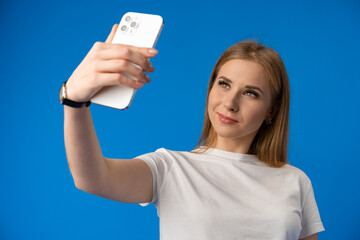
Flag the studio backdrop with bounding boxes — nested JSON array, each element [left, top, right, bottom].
[[0, 0, 359, 239]]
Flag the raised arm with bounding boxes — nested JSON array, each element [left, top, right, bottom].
[[63, 24, 156, 203]]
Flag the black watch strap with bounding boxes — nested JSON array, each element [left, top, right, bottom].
[[60, 81, 91, 108], [62, 98, 91, 108]]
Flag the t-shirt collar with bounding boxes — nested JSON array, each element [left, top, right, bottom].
[[197, 146, 260, 162]]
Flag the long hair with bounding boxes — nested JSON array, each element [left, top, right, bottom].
[[193, 40, 290, 168]]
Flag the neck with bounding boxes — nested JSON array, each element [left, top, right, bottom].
[[212, 132, 257, 154]]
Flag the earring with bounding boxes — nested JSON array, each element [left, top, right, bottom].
[[265, 119, 272, 125]]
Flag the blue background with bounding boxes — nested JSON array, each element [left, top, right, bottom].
[[1, 0, 359, 239]]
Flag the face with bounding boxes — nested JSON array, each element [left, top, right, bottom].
[[208, 59, 274, 149]]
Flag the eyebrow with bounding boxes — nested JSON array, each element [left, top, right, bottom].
[[217, 76, 264, 95]]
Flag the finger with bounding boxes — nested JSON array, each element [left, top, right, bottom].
[[107, 43, 158, 58], [100, 43, 158, 59], [129, 45, 158, 58], [98, 72, 145, 89], [96, 59, 150, 83], [100, 46, 156, 73], [105, 24, 118, 43]]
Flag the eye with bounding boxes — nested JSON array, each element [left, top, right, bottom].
[[243, 90, 259, 98], [218, 80, 230, 89]]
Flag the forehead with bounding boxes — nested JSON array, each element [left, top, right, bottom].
[[217, 59, 268, 88]]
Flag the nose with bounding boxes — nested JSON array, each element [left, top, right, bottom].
[[223, 93, 239, 112]]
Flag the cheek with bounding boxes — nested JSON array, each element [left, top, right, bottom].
[[243, 103, 269, 125], [207, 90, 219, 122], [207, 89, 217, 112]]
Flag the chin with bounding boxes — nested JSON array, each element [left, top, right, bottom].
[[213, 126, 243, 139], [213, 124, 259, 142]]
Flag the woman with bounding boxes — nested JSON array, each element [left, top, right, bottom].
[[62, 24, 325, 240]]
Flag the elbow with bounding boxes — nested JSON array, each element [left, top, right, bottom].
[[73, 178, 105, 196], [73, 179, 87, 192], [74, 180, 85, 191], [73, 179, 97, 195]]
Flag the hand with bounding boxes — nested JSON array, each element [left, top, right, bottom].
[[65, 24, 158, 102]]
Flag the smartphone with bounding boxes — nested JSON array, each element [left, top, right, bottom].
[[91, 12, 164, 110]]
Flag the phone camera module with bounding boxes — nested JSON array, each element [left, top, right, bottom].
[[130, 21, 137, 28], [125, 16, 131, 22], [120, 25, 127, 31]]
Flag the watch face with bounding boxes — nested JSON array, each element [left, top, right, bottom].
[[59, 83, 65, 103]]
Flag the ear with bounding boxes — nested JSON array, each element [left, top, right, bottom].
[[265, 100, 280, 120]]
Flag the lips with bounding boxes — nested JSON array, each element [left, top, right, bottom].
[[217, 112, 238, 124]]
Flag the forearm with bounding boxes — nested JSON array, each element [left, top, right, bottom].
[[62, 25, 156, 194], [64, 105, 107, 193]]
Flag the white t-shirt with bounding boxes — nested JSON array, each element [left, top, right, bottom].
[[135, 147, 325, 240]]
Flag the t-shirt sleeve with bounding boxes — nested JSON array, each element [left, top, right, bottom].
[[299, 179, 325, 239], [134, 148, 173, 207]]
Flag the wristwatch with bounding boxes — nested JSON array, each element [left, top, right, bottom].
[[59, 81, 91, 108]]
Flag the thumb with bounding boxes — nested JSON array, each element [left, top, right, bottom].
[[105, 24, 118, 43]]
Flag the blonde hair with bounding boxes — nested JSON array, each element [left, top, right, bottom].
[[193, 40, 290, 168]]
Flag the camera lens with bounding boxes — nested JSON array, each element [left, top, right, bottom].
[[125, 16, 131, 22], [120, 25, 127, 31], [130, 21, 137, 28]]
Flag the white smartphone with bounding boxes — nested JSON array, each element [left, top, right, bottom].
[[91, 12, 164, 110]]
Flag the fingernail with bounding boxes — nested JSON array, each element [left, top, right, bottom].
[[149, 63, 155, 72], [148, 48, 158, 55], [145, 75, 151, 82], [135, 81, 144, 88]]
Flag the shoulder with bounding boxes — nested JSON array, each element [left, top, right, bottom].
[[135, 147, 190, 166], [134, 148, 175, 170], [136, 147, 171, 160], [152, 148, 200, 164], [282, 164, 311, 181], [137, 147, 210, 168], [281, 163, 313, 193], [151, 147, 199, 159]]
